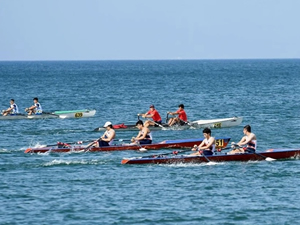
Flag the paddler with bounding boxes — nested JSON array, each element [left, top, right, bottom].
[[191, 127, 215, 156], [131, 120, 152, 144], [1, 99, 19, 116], [228, 125, 257, 154], [167, 104, 188, 126], [90, 121, 116, 147], [139, 104, 162, 127], [25, 97, 43, 115]]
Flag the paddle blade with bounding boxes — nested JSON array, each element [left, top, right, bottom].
[[265, 157, 276, 161], [139, 148, 147, 152]]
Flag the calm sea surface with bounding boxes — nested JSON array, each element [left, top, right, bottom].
[[0, 60, 300, 224]]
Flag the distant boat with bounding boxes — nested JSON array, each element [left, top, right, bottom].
[[0, 109, 96, 120], [94, 116, 243, 132]]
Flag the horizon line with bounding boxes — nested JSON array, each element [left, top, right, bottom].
[[0, 57, 299, 62]]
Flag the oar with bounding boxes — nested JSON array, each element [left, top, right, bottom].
[[191, 145, 212, 162], [200, 151, 211, 162], [141, 148, 193, 158], [129, 136, 148, 152], [83, 139, 99, 153], [137, 143, 147, 152], [254, 152, 276, 161], [141, 144, 231, 159], [116, 139, 132, 142], [45, 140, 95, 147]]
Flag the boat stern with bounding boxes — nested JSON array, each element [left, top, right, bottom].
[[121, 158, 130, 164], [24, 148, 32, 153]]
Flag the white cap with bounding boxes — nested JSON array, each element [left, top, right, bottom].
[[103, 121, 112, 128]]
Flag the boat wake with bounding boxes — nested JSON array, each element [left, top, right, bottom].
[[162, 161, 225, 167], [42, 159, 105, 167], [0, 148, 10, 153]]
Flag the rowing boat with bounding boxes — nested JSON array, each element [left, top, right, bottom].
[[121, 148, 300, 164], [0, 109, 96, 120], [94, 116, 243, 131], [192, 117, 243, 128], [52, 109, 96, 118], [24, 137, 231, 154]]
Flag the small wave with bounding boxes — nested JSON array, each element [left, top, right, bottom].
[[162, 161, 225, 167], [0, 148, 10, 153], [42, 159, 105, 167], [37, 151, 50, 156], [0, 148, 25, 153], [246, 160, 261, 164]]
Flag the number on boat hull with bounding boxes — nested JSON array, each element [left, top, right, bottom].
[[75, 112, 83, 118], [215, 139, 224, 147], [213, 122, 222, 128]]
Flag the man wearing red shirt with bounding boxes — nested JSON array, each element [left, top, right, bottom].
[[140, 105, 162, 127], [167, 104, 188, 126]]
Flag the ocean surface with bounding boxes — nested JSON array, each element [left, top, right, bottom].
[[0, 59, 300, 224]]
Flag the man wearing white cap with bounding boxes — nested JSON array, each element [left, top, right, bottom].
[[94, 121, 116, 147]]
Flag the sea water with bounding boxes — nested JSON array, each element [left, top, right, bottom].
[[0, 59, 300, 224]]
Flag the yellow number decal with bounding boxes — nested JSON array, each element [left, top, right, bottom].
[[213, 122, 221, 128], [215, 139, 224, 147], [75, 112, 83, 118]]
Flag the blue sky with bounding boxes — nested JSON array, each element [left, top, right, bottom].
[[0, 0, 299, 60]]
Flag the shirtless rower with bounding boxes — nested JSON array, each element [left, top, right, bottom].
[[228, 125, 257, 154]]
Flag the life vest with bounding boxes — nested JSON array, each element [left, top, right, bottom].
[[112, 123, 128, 129]]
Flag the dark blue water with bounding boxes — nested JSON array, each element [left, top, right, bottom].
[[1, 60, 300, 224]]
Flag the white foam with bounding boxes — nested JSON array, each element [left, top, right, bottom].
[[162, 161, 225, 167], [43, 159, 103, 167]]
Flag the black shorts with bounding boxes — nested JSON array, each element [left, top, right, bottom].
[[244, 147, 255, 153], [179, 120, 186, 126], [203, 150, 213, 156], [154, 120, 162, 127], [98, 140, 110, 147], [139, 139, 152, 144]]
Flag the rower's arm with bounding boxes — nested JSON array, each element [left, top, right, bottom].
[[198, 137, 215, 150], [135, 128, 148, 140], [197, 141, 205, 149], [168, 111, 178, 116], [237, 136, 248, 146], [4, 107, 13, 112], [133, 131, 142, 141], [28, 105, 37, 110], [143, 113, 152, 118]]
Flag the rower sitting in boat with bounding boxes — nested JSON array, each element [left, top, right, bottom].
[[89, 121, 116, 147], [191, 127, 215, 156], [228, 125, 257, 154], [139, 104, 162, 127], [131, 120, 152, 144], [1, 99, 19, 116], [25, 97, 43, 115], [167, 104, 188, 126]]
